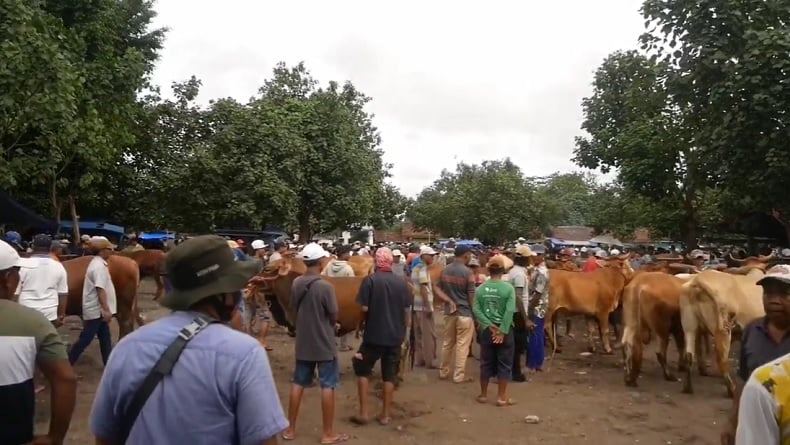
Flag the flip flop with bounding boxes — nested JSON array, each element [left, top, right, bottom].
[[377, 416, 391, 426], [349, 415, 369, 425], [476, 395, 487, 404], [496, 398, 516, 407], [321, 432, 350, 444], [281, 431, 295, 441], [453, 377, 475, 384]]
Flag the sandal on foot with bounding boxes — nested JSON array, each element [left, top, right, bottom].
[[349, 415, 369, 425], [496, 398, 516, 406], [321, 433, 350, 444], [377, 416, 391, 426], [281, 431, 295, 441], [476, 395, 487, 404]]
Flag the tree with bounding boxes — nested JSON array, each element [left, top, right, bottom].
[[408, 159, 546, 244], [573, 50, 717, 248], [531, 172, 599, 227]]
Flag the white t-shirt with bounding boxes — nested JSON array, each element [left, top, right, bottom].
[[14, 255, 68, 321], [82, 256, 117, 320]]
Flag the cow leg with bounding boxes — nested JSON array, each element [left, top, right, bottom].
[[546, 309, 563, 354], [680, 316, 698, 394], [596, 312, 613, 354], [713, 328, 735, 398], [153, 274, 164, 301], [564, 318, 573, 339], [622, 326, 642, 387], [697, 333, 711, 376], [656, 334, 677, 382], [585, 317, 597, 353], [670, 315, 687, 373]]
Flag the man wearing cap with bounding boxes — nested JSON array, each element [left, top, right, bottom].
[[77, 234, 91, 256], [4, 231, 24, 252], [321, 244, 355, 352], [716, 264, 790, 444], [583, 249, 607, 272], [251, 239, 268, 261], [438, 245, 475, 383], [90, 235, 287, 444], [411, 245, 455, 369], [527, 244, 549, 372], [14, 235, 69, 329], [508, 245, 536, 382], [0, 240, 77, 445], [68, 236, 118, 366], [282, 243, 348, 443], [122, 235, 144, 253], [269, 240, 287, 263]]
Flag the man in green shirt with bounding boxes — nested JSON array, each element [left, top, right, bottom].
[[472, 254, 517, 407]]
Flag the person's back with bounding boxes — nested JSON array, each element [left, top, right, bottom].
[[582, 257, 599, 272], [440, 261, 473, 317], [90, 311, 286, 443], [323, 260, 354, 278], [291, 275, 337, 362], [15, 255, 67, 323], [361, 272, 412, 346]]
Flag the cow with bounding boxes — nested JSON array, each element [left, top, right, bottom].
[[679, 265, 769, 397], [546, 255, 634, 354], [62, 255, 143, 340], [621, 272, 689, 386], [120, 249, 167, 301]]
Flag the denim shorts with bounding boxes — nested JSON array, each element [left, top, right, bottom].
[[293, 358, 340, 389]]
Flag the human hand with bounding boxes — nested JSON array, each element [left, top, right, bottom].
[[448, 301, 457, 314], [525, 319, 536, 333], [492, 333, 505, 344], [101, 309, 112, 323], [334, 322, 341, 333]]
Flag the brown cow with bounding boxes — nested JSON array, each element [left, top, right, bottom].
[[62, 255, 142, 339], [621, 272, 687, 386], [546, 256, 633, 354], [120, 249, 166, 301]]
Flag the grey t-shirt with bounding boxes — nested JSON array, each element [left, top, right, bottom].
[[439, 261, 475, 317], [291, 276, 338, 362]]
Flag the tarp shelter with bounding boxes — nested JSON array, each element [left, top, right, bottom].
[[548, 237, 594, 248], [59, 221, 125, 240], [139, 231, 176, 242], [0, 192, 56, 231], [456, 239, 483, 247], [589, 234, 624, 247]]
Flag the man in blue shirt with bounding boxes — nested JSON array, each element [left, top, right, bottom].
[[89, 235, 287, 444]]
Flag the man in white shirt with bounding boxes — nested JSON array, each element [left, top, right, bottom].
[[14, 234, 68, 327], [67, 236, 117, 366]]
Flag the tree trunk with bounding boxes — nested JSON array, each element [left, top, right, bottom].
[[51, 181, 63, 233], [68, 195, 80, 243], [682, 193, 699, 251], [299, 220, 312, 244]]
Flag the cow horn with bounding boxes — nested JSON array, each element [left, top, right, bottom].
[[758, 251, 777, 262], [728, 253, 746, 264]]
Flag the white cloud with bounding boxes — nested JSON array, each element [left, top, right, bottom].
[[150, 0, 644, 196]]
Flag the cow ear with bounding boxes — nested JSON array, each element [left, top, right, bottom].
[[279, 259, 292, 276]]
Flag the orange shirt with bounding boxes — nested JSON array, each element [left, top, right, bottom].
[[582, 257, 599, 273]]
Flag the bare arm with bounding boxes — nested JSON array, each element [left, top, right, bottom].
[[97, 287, 110, 313], [39, 359, 77, 443]]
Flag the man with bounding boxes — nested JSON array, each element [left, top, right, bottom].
[[282, 243, 348, 444], [77, 234, 91, 256], [90, 235, 287, 444], [322, 244, 355, 352], [0, 240, 77, 445], [68, 236, 117, 366], [527, 244, 550, 372], [508, 245, 535, 382], [122, 235, 144, 253], [405, 244, 420, 275], [15, 234, 68, 328], [351, 247, 412, 425], [719, 264, 790, 444], [4, 231, 24, 252], [438, 245, 474, 383], [251, 239, 268, 261], [269, 240, 287, 263], [583, 249, 607, 272], [391, 249, 405, 277], [473, 254, 517, 406], [411, 245, 454, 369]]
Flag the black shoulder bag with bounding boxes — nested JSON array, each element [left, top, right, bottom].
[[116, 314, 218, 443], [294, 278, 319, 314]]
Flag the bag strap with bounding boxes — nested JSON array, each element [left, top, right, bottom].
[[295, 278, 319, 314], [117, 314, 218, 443]]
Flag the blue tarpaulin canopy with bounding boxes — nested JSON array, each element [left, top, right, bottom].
[[139, 231, 176, 241], [456, 239, 483, 247], [548, 237, 594, 247], [59, 221, 125, 239]]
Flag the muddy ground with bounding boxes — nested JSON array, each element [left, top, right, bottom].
[[37, 279, 732, 445]]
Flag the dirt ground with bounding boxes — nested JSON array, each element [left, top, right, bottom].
[[37, 279, 733, 445]]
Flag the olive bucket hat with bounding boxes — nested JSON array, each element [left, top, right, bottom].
[[159, 235, 262, 311]]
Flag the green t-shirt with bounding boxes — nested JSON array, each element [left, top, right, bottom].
[[472, 279, 516, 334]]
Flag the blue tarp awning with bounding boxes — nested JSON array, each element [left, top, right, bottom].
[[59, 221, 125, 237], [456, 239, 483, 247], [139, 231, 176, 241], [548, 237, 594, 247], [0, 192, 57, 231]]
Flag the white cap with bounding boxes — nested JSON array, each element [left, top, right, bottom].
[[595, 250, 608, 258], [610, 249, 621, 256], [0, 240, 22, 270], [517, 237, 526, 242], [580, 247, 588, 253], [420, 245, 438, 256], [251, 239, 267, 250], [299, 243, 329, 261], [392, 249, 403, 257]]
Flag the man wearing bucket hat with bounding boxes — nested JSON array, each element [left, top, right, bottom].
[[90, 235, 287, 444], [722, 264, 790, 444]]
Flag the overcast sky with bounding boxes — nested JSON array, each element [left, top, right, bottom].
[[150, 0, 645, 197]]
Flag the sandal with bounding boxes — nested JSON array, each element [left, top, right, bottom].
[[377, 416, 391, 426], [349, 415, 369, 425], [321, 432, 350, 444], [476, 395, 487, 404], [281, 431, 295, 441], [496, 398, 516, 407]]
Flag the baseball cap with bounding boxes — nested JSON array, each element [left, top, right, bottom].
[[454, 245, 473, 256], [89, 236, 116, 250], [689, 249, 705, 259], [420, 245, 438, 256], [515, 245, 536, 257], [595, 249, 608, 258], [392, 249, 403, 257], [757, 265, 790, 286], [32, 234, 52, 249], [487, 254, 514, 271], [610, 248, 621, 256], [251, 239, 267, 250], [4, 231, 21, 245], [299, 243, 329, 261], [0, 240, 22, 270]]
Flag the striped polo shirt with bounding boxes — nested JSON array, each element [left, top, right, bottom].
[[0, 299, 68, 444]]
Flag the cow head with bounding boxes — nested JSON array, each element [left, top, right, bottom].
[[728, 251, 777, 268], [605, 254, 635, 279]]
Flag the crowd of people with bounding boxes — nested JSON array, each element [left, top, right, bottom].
[[4, 229, 790, 443]]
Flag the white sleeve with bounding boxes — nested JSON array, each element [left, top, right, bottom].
[[57, 264, 68, 294], [736, 378, 780, 445]]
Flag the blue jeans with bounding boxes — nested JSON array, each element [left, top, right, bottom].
[[68, 318, 113, 365], [293, 358, 340, 389], [527, 315, 545, 370]]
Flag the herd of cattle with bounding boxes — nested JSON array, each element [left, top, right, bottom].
[[50, 247, 778, 398]]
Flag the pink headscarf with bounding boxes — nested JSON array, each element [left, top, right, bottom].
[[375, 247, 394, 272]]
